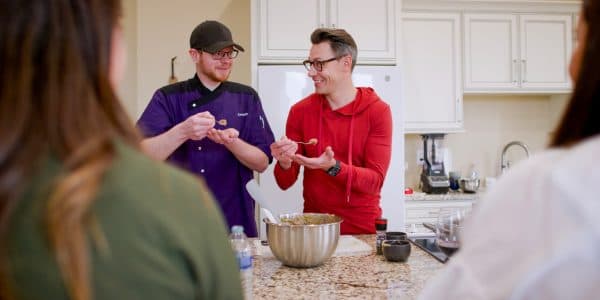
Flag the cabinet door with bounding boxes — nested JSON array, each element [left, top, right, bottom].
[[464, 13, 519, 91], [329, 0, 396, 64], [405, 200, 473, 227], [402, 12, 463, 133], [520, 14, 572, 90], [258, 0, 326, 63]]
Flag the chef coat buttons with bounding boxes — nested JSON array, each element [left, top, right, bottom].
[[197, 146, 202, 151], [200, 169, 205, 173]]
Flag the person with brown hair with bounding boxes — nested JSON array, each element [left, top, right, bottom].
[[270, 28, 393, 234], [419, 1, 600, 298], [0, 1, 242, 299]]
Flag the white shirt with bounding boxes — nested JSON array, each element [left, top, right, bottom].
[[419, 136, 600, 300]]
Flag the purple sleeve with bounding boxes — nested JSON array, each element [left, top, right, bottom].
[[136, 90, 175, 137], [242, 93, 275, 163]]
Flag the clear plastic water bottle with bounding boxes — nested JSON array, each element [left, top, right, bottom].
[[229, 225, 253, 300]]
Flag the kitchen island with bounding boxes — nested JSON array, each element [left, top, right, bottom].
[[253, 235, 444, 299]]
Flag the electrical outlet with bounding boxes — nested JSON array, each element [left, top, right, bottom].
[[416, 149, 424, 165]]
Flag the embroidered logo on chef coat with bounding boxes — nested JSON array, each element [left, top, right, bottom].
[[237, 112, 248, 117]]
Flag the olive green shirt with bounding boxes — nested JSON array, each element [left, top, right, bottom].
[[8, 143, 243, 299]]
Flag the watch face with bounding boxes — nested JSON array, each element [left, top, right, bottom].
[[327, 160, 341, 176]]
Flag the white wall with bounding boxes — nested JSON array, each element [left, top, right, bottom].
[[120, 0, 251, 119], [117, 0, 138, 118], [404, 94, 571, 189]]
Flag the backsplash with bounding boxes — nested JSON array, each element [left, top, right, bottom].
[[404, 94, 570, 190]]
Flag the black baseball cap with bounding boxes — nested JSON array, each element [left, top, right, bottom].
[[189, 20, 245, 53]]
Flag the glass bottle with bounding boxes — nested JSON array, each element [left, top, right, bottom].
[[375, 218, 388, 255]]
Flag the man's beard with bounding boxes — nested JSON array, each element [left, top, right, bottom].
[[207, 68, 231, 83]]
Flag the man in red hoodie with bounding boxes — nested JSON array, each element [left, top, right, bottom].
[[270, 28, 393, 234]]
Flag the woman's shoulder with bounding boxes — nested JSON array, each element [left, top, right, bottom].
[[101, 142, 218, 218], [472, 135, 600, 223], [545, 136, 600, 214], [445, 136, 600, 299], [113, 143, 199, 188], [500, 135, 600, 197], [88, 143, 238, 299]]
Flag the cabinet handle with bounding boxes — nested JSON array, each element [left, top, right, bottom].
[[522, 59, 527, 83], [320, 23, 324, 28], [512, 59, 518, 84], [331, 23, 336, 28]]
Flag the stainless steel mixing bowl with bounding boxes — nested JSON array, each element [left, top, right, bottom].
[[460, 178, 480, 193], [264, 213, 343, 268]]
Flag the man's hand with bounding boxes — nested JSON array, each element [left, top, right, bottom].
[[207, 128, 239, 145], [294, 146, 336, 171], [178, 111, 215, 141], [270, 136, 298, 169]]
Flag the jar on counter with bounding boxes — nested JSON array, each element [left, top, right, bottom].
[[449, 171, 461, 191], [375, 218, 388, 255]]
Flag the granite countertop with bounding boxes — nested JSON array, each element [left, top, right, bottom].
[[405, 190, 483, 201], [253, 235, 443, 299]]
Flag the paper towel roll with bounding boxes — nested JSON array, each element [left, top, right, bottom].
[[443, 147, 452, 175]]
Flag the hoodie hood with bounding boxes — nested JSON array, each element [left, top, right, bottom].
[[332, 87, 382, 116]]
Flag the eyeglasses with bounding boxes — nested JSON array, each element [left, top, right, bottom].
[[302, 56, 340, 72], [201, 49, 239, 60]]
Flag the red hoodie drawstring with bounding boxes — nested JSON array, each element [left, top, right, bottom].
[[346, 108, 355, 203], [320, 96, 354, 204], [318, 100, 323, 154]]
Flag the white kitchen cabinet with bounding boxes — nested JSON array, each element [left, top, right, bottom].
[[255, 0, 396, 64], [405, 199, 474, 231], [464, 13, 573, 93], [402, 12, 463, 133], [328, 0, 396, 64]]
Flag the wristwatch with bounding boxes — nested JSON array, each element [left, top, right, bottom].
[[326, 160, 341, 176]]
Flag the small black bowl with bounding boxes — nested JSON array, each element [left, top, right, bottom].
[[386, 231, 407, 241], [382, 240, 411, 262]]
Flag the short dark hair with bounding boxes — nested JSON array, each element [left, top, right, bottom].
[[551, 0, 600, 147], [310, 28, 358, 70]]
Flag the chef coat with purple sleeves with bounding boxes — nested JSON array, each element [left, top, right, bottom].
[[137, 75, 275, 237]]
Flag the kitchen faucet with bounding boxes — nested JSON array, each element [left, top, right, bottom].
[[500, 141, 530, 174]]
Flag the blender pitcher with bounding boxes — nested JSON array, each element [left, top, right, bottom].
[[420, 134, 450, 194]]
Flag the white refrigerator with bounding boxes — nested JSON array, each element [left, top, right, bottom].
[[255, 65, 405, 238]]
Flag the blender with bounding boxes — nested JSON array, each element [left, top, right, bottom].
[[420, 134, 450, 194]]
